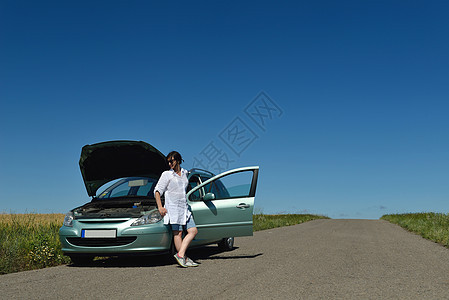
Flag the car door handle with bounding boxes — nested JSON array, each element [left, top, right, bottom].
[[236, 203, 250, 209]]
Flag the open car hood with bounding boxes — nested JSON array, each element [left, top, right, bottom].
[[79, 140, 168, 197]]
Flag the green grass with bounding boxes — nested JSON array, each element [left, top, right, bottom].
[[381, 212, 449, 248], [1, 213, 327, 275], [0, 214, 70, 275], [253, 214, 329, 231]]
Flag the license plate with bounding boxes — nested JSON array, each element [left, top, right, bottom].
[[81, 229, 116, 238]]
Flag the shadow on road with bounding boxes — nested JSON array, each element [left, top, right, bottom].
[[67, 245, 263, 268], [188, 246, 263, 261]]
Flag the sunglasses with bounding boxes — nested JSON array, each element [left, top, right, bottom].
[[167, 159, 176, 164]]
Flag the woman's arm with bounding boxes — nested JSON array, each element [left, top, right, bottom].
[[155, 191, 167, 216], [154, 172, 169, 216]]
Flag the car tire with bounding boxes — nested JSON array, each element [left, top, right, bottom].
[[218, 237, 234, 251], [69, 255, 94, 266]]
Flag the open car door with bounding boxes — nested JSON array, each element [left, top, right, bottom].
[[187, 166, 259, 240]]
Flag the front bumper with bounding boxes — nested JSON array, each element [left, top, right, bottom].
[[59, 218, 172, 255]]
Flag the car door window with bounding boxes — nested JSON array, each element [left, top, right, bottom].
[[199, 177, 223, 198], [202, 179, 228, 200], [213, 170, 253, 199], [201, 176, 212, 194], [207, 181, 221, 198], [213, 179, 230, 199], [190, 169, 255, 201]]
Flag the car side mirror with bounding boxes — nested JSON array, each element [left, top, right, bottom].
[[203, 192, 215, 201]]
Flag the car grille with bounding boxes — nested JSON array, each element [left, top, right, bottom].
[[66, 237, 137, 247], [77, 220, 129, 224]]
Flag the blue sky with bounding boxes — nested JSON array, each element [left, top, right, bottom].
[[1, 0, 448, 219]]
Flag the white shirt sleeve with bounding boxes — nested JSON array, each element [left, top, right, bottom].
[[154, 171, 169, 197]]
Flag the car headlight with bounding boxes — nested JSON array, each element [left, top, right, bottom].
[[63, 211, 74, 227], [131, 210, 162, 226]]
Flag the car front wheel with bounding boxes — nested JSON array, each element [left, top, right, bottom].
[[218, 237, 234, 251]]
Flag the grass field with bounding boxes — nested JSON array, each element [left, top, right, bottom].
[[381, 213, 449, 248], [0, 213, 70, 275], [253, 214, 329, 231], [0, 213, 327, 275]]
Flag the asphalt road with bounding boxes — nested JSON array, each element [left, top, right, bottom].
[[2, 219, 449, 299]]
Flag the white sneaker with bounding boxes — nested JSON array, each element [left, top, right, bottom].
[[174, 254, 188, 268], [185, 256, 199, 267]]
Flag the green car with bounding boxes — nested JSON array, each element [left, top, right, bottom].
[[59, 140, 259, 265]]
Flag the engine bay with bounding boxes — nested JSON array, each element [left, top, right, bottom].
[[72, 197, 159, 218]]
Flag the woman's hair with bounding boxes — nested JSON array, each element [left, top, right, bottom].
[[167, 151, 184, 164]]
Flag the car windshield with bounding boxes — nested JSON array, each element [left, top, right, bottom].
[[97, 177, 158, 199]]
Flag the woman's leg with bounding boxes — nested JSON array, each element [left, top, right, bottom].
[[172, 230, 183, 252], [177, 227, 198, 258]]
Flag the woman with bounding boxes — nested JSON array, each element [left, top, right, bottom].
[[154, 151, 199, 267]]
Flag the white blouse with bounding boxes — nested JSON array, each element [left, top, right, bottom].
[[154, 168, 191, 225]]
